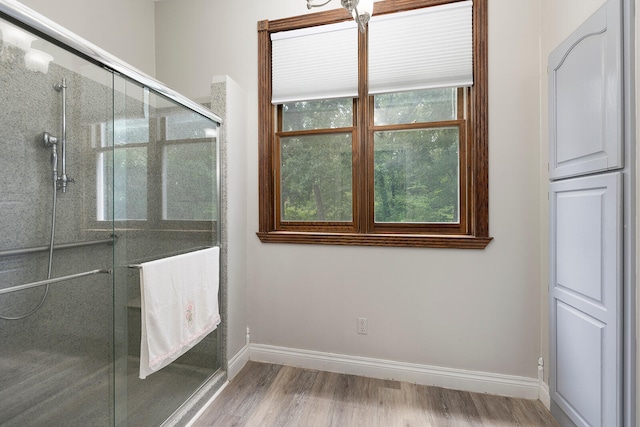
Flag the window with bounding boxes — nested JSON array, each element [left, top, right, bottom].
[[95, 85, 218, 228], [96, 117, 150, 221], [161, 111, 218, 221], [257, 0, 491, 248]]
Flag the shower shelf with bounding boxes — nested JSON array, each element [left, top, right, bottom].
[[0, 269, 112, 296], [0, 236, 116, 259]]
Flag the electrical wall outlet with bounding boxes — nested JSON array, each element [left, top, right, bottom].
[[357, 317, 368, 335]]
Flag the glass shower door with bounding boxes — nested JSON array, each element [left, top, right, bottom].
[[0, 16, 117, 426], [1, 13, 222, 426], [112, 75, 221, 426]]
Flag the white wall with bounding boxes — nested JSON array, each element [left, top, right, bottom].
[[21, 0, 632, 393], [18, 0, 157, 76], [154, 0, 309, 101], [211, 75, 249, 371], [155, 0, 544, 380]]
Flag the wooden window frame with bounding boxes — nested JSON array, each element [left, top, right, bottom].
[[257, 0, 491, 249], [275, 100, 359, 233]]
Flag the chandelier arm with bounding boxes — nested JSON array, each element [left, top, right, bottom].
[[307, 0, 334, 9], [305, 0, 368, 32], [353, 5, 367, 33]]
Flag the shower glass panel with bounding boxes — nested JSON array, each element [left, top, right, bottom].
[[113, 77, 220, 426], [0, 9, 222, 427], [0, 17, 116, 425]]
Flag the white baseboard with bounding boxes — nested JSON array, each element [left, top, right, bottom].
[[250, 344, 540, 400], [227, 343, 250, 380], [539, 381, 551, 409]]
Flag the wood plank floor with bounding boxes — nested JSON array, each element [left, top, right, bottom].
[[192, 362, 559, 427]]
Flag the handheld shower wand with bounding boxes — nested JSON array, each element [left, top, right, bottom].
[[6, 80, 71, 321], [42, 131, 59, 184], [3, 130, 63, 320]]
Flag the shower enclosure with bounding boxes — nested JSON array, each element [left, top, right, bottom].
[[0, 2, 224, 426]]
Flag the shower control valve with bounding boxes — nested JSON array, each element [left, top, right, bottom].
[[58, 174, 75, 193]]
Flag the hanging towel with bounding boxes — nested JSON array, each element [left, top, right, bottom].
[[139, 247, 220, 379]]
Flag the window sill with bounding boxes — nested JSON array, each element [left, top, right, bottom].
[[256, 231, 493, 249]]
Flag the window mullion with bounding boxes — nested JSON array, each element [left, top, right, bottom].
[[356, 22, 370, 234]]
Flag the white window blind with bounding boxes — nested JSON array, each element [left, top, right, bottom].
[[271, 21, 359, 104], [368, 1, 473, 95]]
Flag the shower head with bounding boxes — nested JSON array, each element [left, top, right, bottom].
[[42, 131, 60, 180], [42, 131, 58, 148]]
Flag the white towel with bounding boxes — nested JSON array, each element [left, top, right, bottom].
[[138, 247, 220, 379]]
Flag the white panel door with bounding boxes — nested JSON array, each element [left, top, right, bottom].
[[549, 172, 623, 427], [548, 1, 623, 180]]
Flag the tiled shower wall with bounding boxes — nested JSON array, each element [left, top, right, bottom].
[[0, 43, 115, 360]]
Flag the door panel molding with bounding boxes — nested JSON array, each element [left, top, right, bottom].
[[549, 1, 623, 180], [549, 172, 623, 427]]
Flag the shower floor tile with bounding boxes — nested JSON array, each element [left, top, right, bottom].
[[0, 351, 215, 427], [126, 356, 213, 427], [0, 349, 110, 427]]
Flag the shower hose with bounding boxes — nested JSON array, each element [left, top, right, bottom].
[[0, 174, 57, 320]]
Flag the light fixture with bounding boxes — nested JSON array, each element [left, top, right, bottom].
[[24, 48, 54, 73], [306, 0, 374, 33], [0, 21, 36, 51], [204, 127, 218, 139]]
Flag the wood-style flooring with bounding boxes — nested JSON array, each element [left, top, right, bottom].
[[192, 361, 559, 427]]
